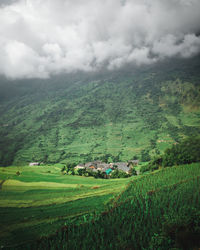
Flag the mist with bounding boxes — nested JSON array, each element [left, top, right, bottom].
[[0, 0, 200, 79]]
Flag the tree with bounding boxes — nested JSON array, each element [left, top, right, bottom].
[[110, 169, 129, 178], [129, 167, 137, 176], [141, 150, 151, 162], [110, 169, 119, 178], [67, 170, 74, 175], [61, 165, 66, 172], [148, 137, 200, 168], [100, 154, 112, 163]]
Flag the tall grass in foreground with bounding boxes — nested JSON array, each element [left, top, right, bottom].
[[20, 164, 200, 250]]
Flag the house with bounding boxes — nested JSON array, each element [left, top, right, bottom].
[[85, 162, 97, 168], [74, 164, 86, 170], [97, 163, 110, 170], [29, 162, 40, 166], [89, 165, 95, 169], [84, 161, 110, 171], [114, 162, 130, 173]]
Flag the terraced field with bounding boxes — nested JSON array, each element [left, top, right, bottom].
[[23, 163, 200, 250], [0, 165, 130, 248]]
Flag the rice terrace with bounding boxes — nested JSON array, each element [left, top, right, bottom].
[[0, 164, 131, 247], [1, 162, 200, 249], [1, 0, 200, 249]]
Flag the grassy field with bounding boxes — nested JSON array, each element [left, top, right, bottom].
[[23, 163, 200, 250], [0, 165, 131, 248], [0, 163, 200, 249]]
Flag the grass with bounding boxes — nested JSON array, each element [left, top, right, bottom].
[[22, 162, 200, 250], [0, 165, 130, 247]]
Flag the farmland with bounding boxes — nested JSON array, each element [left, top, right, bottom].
[[1, 163, 200, 249], [0, 165, 130, 248], [23, 163, 200, 250]]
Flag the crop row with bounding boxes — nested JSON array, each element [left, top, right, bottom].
[[18, 163, 200, 250]]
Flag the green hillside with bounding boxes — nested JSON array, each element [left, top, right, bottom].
[[0, 56, 200, 166], [19, 163, 200, 250]]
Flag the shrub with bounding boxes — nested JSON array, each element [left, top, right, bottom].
[[161, 137, 200, 167], [110, 169, 129, 178], [140, 164, 151, 173]]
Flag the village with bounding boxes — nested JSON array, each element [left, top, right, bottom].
[[73, 160, 140, 177], [29, 160, 140, 178]]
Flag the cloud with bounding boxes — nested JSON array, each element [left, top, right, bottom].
[[1, 40, 48, 78], [152, 34, 200, 59], [0, 0, 200, 79]]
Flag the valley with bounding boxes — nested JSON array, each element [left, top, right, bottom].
[[1, 1, 200, 249]]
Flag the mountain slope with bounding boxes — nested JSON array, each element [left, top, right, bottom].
[[0, 56, 200, 165]]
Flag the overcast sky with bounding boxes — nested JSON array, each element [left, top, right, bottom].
[[0, 0, 200, 79]]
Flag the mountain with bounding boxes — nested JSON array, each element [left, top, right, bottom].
[[0, 56, 200, 166]]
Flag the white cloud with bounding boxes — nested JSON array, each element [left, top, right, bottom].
[[152, 34, 200, 59], [0, 0, 200, 79], [0, 39, 49, 78]]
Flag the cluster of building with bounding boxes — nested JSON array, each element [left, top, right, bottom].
[[75, 160, 139, 175], [29, 160, 139, 175]]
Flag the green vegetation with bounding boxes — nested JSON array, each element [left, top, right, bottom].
[[0, 165, 130, 247], [0, 56, 200, 165], [0, 140, 200, 249], [162, 137, 200, 166], [0, 56, 200, 249], [19, 163, 200, 250], [110, 169, 129, 178], [142, 137, 200, 173]]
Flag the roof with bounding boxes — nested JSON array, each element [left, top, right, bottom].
[[114, 162, 128, 167], [105, 168, 112, 175], [118, 166, 130, 172], [114, 162, 130, 172], [98, 163, 110, 169], [85, 162, 95, 167], [89, 166, 95, 169], [85, 161, 110, 168]]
